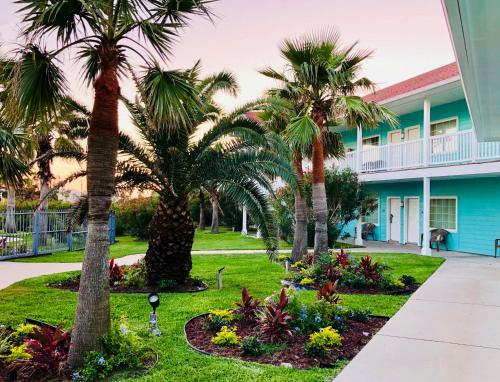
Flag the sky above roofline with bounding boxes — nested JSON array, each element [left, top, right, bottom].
[[0, 0, 455, 189]]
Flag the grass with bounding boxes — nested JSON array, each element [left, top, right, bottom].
[[0, 251, 444, 381], [12, 229, 291, 263]]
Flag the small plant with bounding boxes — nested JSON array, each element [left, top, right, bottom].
[[325, 263, 343, 283], [234, 288, 261, 322], [122, 260, 147, 289], [1, 343, 31, 363], [211, 326, 240, 346], [258, 289, 292, 343], [303, 253, 315, 266], [316, 281, 341, 304], [299, 277, 315, 286], [291, 260, 305, 270], [346, 308, 371, 323], [158, 279, 177, 291], [24, 324, 72, 376], [399, 274, 417, 286], [356, 256, 382, 284], [305, 326, 342, 357], [205, 309, 236, 331], [241, 336, 264, 356], [276, 254, 290, 263], [109, 259, 124, 285], [336, 250, 351, 268]]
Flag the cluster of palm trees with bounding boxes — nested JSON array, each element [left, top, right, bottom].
[[259, 29, 397, 261], [2, 0, 397, 370]]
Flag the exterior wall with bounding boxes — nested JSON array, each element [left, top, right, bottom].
[[342, 176, 500, 256], [340, 98, 472, 148]]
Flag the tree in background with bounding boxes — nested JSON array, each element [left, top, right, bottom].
[[272, 168, 377, 247], [10, 0, 213, 366], [117, 65, 297, 284], [261, 29, 397, 258]]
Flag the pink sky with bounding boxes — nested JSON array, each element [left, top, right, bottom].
[[0, 0, 455, 188]]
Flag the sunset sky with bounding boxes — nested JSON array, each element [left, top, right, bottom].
[[0, 0, 455, 190]]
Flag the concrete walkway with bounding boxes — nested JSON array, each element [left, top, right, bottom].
[[334, 252, 500, 382]]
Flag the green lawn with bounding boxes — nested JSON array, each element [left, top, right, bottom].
[[0, 252, 444, 381], [12, 228, 291, 263]]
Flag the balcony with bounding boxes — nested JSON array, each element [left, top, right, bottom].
[[338, 129, 500, 173]]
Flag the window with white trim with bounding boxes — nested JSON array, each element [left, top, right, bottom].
[[431, 119, 458, 155], [362, 136, 380, 149], [430, 198, 457, 231], [361, 198, 379, 225]]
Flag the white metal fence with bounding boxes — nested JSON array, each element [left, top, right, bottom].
[[0, 209, 116, 260]]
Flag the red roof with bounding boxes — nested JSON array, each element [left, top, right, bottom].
[[363, 62, 459, 103]]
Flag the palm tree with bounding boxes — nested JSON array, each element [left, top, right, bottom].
[[117, 69, 297, 285], [9, 1, 213, 366], [260, 29, 397, 257], [0, 125, 30, 232]]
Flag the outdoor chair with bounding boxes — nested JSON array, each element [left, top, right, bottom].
[[420, 228, 450, 251], [361, 223, 376, 240]]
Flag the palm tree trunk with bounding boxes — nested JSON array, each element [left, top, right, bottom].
[[211, 194, 219, 233], [292, 151, 308, 262], [37, 135, 52, 245], [311, 110, 329, 258], [68, 55, 120, 367], [5, 186, 16, 233], [198, 190, 206, 230], [146, 197, 194, 284]]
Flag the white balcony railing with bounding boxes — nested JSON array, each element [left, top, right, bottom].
[[338, 129, 500, 173]]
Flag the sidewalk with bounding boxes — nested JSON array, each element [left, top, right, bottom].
[[334, 253, 500, 382]]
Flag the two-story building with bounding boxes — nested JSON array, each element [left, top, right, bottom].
[[337, 62, 500, 256]]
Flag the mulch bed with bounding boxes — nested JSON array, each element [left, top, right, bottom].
[[49, 276, 208, 293], [281, 280, 418, 295], [185, 314, 388, 369]]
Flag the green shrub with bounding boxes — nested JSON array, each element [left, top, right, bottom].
[[211, 326, 240, 346], [123, 260, 147, 289], [399, 274, 417, 286], [113, 197, 158, 239], [241, 336, 264, 356], [0, 200, 72, 212], [304, 326, 342, 357], [346, 308, 371, 323], [204, 309, 236, 331]]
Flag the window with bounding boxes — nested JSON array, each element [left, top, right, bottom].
[[362, 136, 380, 149], [431, 119, 457, 136], [431, 118, 458, 154], [361, 198, 379, 225], [430, 198, 457, 231]]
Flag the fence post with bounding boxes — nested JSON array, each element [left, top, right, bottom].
[[32, 212, 40, 256], [108, 212, 116, 244], [67, 230, 73, 252]]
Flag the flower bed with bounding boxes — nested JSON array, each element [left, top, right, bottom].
[[0, 320, 156, 382], [184, 287, 388, 369], [49, 259, 207, 294], [279, 251, 418, 295]]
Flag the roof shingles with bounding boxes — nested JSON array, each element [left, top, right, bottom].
[[363, 62, 459, 103]]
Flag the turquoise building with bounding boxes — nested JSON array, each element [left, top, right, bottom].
[[337, 63, 500, 256]]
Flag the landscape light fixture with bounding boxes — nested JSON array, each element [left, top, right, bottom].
[[148, 292, 161, 336]]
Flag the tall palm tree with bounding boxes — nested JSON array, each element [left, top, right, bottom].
[[261, 29, 397, 257], [10, 0, 213, 366], [117, 71, 297, 284]]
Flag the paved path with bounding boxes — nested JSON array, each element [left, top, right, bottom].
[[334, 253, 500, 382]]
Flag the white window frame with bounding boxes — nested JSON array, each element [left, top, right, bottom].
[[362, 134, 381, 148], [404, 125, 421, 140], [361, 197, 380, 226], [430, 117, 459, 137], [430, 196, 458, 233]]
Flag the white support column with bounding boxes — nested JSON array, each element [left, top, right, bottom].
[[423, 98, 431, 167], [241, 206, 248, 235], [355, 219, 364, 246], [356, 125, 363, 172], [421, 176, 432, 256], [471, 125, 478, 162]]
